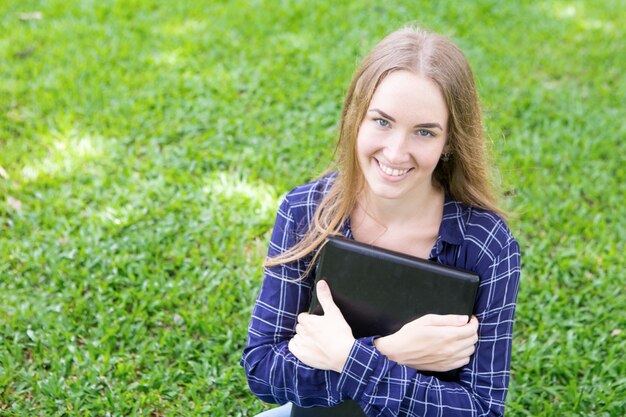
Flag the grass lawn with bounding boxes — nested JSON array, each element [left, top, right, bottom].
[[1, 0, 624, 415]]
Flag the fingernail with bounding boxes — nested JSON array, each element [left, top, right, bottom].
[[317, 280, 329, 292], [458, 315, 469, 324]]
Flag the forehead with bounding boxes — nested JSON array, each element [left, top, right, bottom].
[[369, 70, 448, 124]]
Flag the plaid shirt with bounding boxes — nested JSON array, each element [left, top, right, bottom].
[[241, 174, 521, 416]]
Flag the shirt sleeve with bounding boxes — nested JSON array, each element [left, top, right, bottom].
[[337, 239, 521, 417], [240, 196, 347, 407]]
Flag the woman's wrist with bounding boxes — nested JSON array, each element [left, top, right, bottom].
[[373, 334, 398, 362], [333, 338, 356, 373]]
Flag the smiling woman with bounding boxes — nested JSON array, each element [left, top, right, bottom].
[[241, 26, 521, 417], [356, 72, 447, 203]]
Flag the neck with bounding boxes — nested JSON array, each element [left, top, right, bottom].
[[358, 183, 445, 227]]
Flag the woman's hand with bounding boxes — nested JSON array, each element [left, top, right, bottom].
[[288, 280, 355, 373], [374, 314, 479, 372]]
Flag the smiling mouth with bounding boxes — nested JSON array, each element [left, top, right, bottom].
[[376, 159, 412, 177]]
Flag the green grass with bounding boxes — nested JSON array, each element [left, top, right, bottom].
[[1, 0, 624, 415]]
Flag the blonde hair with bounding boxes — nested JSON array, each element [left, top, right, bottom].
[[266, 26, 503, 268]]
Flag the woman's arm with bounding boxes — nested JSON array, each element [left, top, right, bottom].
[[241, 196, 348, 407], [338, 241, 521, 416], [374, 314, 479, 372]]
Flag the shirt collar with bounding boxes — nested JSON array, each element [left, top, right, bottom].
[[440, 194, 466, 245], [429, 194, 466, 258]]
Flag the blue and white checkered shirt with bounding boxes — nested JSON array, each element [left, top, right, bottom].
[[241, 174, 521, 416]]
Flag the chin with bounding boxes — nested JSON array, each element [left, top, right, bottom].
[[365, 183, 410, 201]]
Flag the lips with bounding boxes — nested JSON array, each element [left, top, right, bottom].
[[376, 159, 412, 177]]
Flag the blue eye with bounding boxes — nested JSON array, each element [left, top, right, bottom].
[[375, 118, 390, 128], [416, 129, 434, 137]]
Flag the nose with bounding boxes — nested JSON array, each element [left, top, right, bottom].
[[384, 130, 410, 162]]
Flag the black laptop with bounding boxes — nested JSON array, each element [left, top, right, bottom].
[[291, 235, 479, 417]]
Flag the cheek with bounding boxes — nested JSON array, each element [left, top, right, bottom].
[[356, 126, 381, 157], [420, 146, 446, 168]]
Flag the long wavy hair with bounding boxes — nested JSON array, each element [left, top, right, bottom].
[[265, 26, 502, 268]]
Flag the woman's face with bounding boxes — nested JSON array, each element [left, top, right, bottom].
[[356, 70, 449, 202]]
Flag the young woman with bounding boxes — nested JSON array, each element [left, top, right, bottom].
[[241, 26, 521, 417]]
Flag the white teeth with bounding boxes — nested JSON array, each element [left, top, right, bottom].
[[378, 160, 409, 176]]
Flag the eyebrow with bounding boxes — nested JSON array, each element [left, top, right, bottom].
[[369, 108, 444, 131]]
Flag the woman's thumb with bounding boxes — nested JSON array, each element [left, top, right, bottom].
[[316, 280, 341, 315]]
